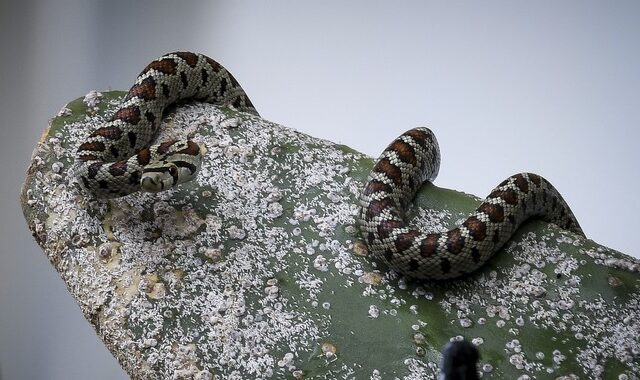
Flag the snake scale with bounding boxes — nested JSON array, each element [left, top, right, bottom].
[[75, 51, 585, 280]]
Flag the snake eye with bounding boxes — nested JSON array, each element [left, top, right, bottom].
[[169, 166, 178, 176]]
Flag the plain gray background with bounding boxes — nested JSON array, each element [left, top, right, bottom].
[[1, 1, 638, 379]]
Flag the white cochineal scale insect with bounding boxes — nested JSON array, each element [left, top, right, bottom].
[[76, 51, 585, 281]]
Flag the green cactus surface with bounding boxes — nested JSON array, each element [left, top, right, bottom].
[[20, 91, 640, 379]]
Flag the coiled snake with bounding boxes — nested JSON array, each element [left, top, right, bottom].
[[75, 52, 585, 280], [76, 52, 257, 198]]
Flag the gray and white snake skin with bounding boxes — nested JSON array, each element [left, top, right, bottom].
[[76, 52, 257, 198], [76, 51, 585, 280], [358, 128, 585, 280]]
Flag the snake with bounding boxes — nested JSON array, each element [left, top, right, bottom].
[[75, 51, 258, 198], [358, 128, 585, 280], [76, 51, 585, 280]]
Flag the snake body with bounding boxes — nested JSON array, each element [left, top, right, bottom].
[[76, 52, 584, 280], [358, 128, 585, 280], [75, 52, 257, 198]]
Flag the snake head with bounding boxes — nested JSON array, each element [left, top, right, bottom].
[[140, 161, 184, 193], [140, 142, 202, 193], [140, 161, 180, 193]]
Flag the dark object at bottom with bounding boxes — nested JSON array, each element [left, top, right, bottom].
[[440, 341, 480, 380]]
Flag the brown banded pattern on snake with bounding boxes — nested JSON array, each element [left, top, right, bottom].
[[358, 128, 585, 280], [75, 52, 258, 198]]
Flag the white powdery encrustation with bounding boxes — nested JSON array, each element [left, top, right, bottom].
[[435, 230, 640, 378], [29, 95, 379, 379], [23, 92, 640, 379]]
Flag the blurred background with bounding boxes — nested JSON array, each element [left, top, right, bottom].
[[1, 1, 638, 379]]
